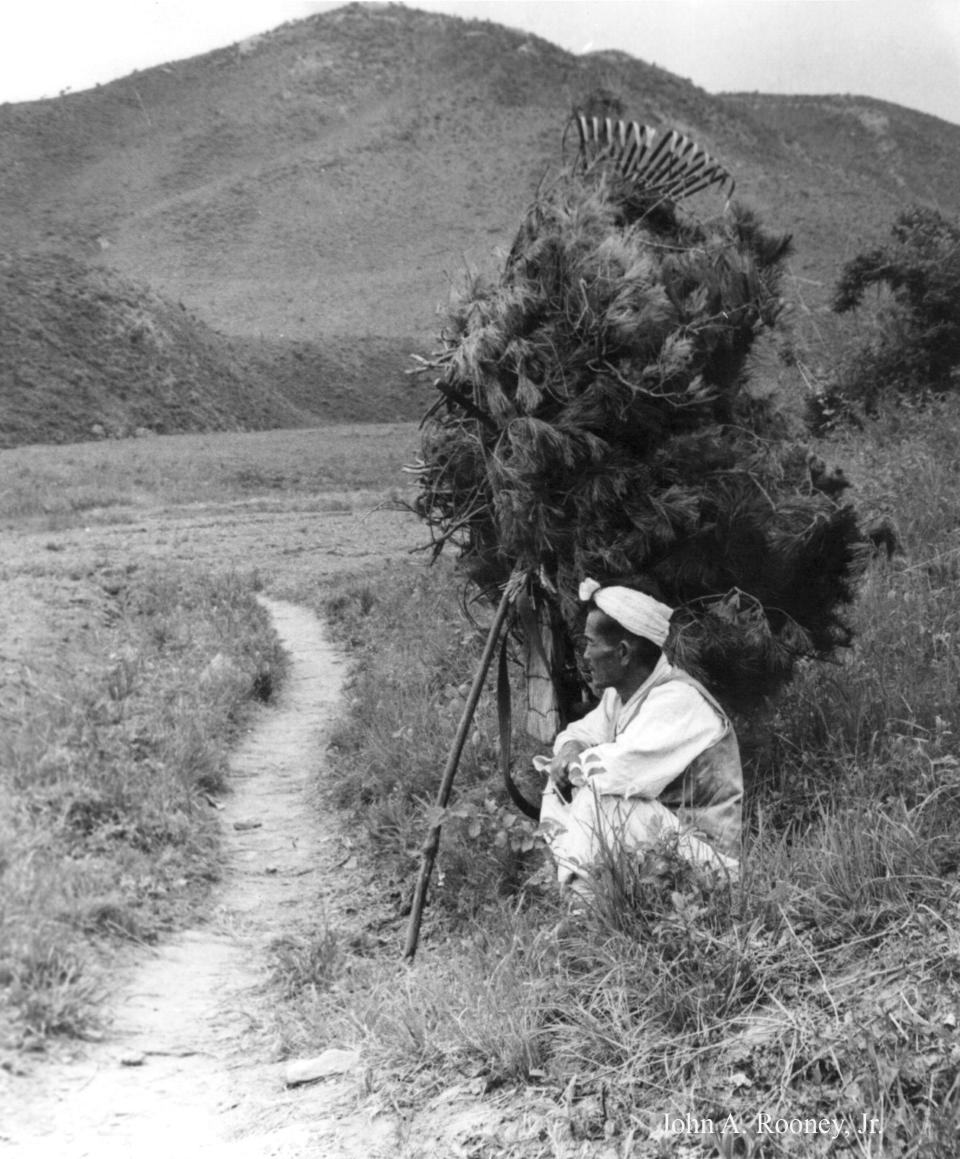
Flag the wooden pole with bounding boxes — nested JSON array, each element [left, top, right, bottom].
[[402, 581, 514, 961]]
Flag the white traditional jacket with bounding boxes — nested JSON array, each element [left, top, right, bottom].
[[551, 656, 743, 859]]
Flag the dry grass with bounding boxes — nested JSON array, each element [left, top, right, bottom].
[[0, 565, 286, 1043], [0, 419, 421, 1048], [0, 423, 420, 528], [270, 396, 960, 1156]]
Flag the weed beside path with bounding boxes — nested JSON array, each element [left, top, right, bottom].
[[0, 423, 422, 1057], [1, 596, 406, 1157], [267, 401, 960, 1157], [0, 565, 284, 1044]]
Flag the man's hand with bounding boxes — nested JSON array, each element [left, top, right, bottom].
[[545, 753, 574, 795], [545, 742, 589, 796]]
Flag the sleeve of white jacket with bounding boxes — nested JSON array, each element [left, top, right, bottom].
[[552, 693, 613, 753], [580, 682, 724, 799]]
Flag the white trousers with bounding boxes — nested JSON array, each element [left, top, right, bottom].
[[539, 781, 738, 885]]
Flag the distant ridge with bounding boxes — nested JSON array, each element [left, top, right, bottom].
[[3, 3, 960, 344], [723, 92, 960, 205], [2, 3, 960, 444]]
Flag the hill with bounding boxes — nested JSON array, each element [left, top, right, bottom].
[[3, 3, 960, 443], [722, 91, 960, 278], [723, 90, 960, 212], [6, 4, 960, 340], [0, 252, 426, 446]]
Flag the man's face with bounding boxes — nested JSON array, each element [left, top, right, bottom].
[[582, 609, 625, 692]]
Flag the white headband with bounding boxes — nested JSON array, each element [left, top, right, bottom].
[[579, 577, 672, 647]]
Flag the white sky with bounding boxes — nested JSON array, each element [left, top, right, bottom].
[[2, 1, 960, 126]]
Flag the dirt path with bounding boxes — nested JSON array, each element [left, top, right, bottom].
[[1, 598, 402, 1158], [0, 433, 569, 1158]]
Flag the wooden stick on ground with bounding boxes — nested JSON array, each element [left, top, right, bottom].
[[402, 580, 515, 961]]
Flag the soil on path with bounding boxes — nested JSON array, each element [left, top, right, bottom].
[[0, 433, 572, 1158], [1, 598, 402, 1157]]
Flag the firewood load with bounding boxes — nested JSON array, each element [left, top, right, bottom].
[[411, 115, 868, 742]]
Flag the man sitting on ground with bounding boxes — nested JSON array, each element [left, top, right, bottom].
[[538, 578, 743, 891]]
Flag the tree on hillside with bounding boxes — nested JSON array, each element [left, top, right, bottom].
[[412, 116, 868, 806], [824, 205, 960, 414]]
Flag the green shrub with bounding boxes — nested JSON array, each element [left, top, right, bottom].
[[814, 205, 960, 421]]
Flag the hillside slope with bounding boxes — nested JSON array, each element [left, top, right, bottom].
[[723, 91, 960, 210], [4, 3, 960, 347], [722, 91, 960, 285], [0, 253, 427, 446]]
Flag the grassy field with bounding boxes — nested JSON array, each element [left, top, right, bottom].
[[0, 422, 418, 1047], [0, 423, 420, 527], [5, 405, 960, 1154], [269, 399, 960, 1158], [0, 566, 285, 1043]]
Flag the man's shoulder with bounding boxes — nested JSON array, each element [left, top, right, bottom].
[[661, 665, 701, 690], [647, 670, 704, 700], [648, 668, 724, 716]]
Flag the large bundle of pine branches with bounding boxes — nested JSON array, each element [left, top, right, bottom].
[[413, 125, 866, 722]]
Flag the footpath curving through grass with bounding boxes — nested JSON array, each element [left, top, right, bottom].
[[275, 398, 960, 1158], [0, 566, 285, 1044]]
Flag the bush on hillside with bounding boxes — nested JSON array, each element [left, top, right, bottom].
[[810, 205, 960, 425]]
